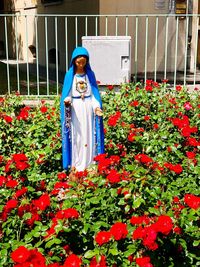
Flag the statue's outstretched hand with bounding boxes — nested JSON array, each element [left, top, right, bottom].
[[95, 107, 103, 117]]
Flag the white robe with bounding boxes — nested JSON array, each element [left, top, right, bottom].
[[65, 74, 100, 171]]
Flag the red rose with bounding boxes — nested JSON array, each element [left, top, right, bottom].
[[153, 123, 159, 129], [153, 215, 173, 235], [128, 132, 136, 142], [186, 151, 196, 159], [110, 222, 128, 240], [40, 106, 48, 113], [176, 85, 182, 91], [107, 111, 121, 127], [57, 172, 67, 180], [33, 194, 50, 211], [3, 115, 12, 123], [90, 255, 107, 267], [15, 161, 30, 171], [6, 179, 18, 188], [17, 107, 30, 120], [26, 212, 41, 227], [63, 254, 82, 267], [12, 153, 28, 162], [171, 164, 183, 174], [55, 208, 79, 220], [5, 199, 18, 212], [129, 100, 139, 107], [27, 248, 46, 266], [14, 187, 28, 198], [107, 85, 114, 90], [145, 85, 153, 92], [187, 137, 200, 146], [132, 226, 146, 240], [95, 231, 111, 246], [135, 154, 153, 165], [184, 194, 200, 210], [144, 115, 150, 121], [173, 226, 182, 234], [130, 215, 150, 225], [11, 246, 30, 263], [135, 256, 152, 267], [0, 175, 6, 186], [106, 169, 121, 184]]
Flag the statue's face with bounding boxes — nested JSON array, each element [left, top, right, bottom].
[[75, 56, 87, 71]]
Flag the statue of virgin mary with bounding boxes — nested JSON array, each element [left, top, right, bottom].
[[60, 47, 104, 172]]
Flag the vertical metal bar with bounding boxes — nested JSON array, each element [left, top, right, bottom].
[[115, 16, 118, 36], [164, 16, 169, 80], [85, 16, 88, 36], [184, 16, 189, 86], [55, 16, 59, 95], [25, 15, 30, 95], [4, 16, 10, 94], [193, 16, 199, 86], [134, 16, 138, 82], [174, 17, 179, 88], [105, 16, 108, 36], [144, 16, 149, 83], [45, 16, 49, 95], [95, 16, 98, 36], [65, 16, 68, 72], [35, 16, 40, 96], [186, 0, 189, 14], [15, 15, 20, 93], [125, 16, 128, 36], [154, 16, 159, 82], [75, 16, 78, 47]]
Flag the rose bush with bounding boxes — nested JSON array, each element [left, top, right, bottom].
[[0, 82, 199, 267]]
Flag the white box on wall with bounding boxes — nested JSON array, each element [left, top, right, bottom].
[[82, 36, 131, 85]]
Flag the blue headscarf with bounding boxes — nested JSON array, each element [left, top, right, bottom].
[[60, 46, 105, 170]]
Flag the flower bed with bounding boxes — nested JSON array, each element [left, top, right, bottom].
[[0, 81, 200, 267]]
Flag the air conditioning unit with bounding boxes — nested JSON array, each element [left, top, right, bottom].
[[82, 36, 131, 85]]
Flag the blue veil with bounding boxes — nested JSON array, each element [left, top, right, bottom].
[[60, 47, 105, 170]]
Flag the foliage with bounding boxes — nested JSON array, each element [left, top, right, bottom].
[[0, 82, 200, 267]]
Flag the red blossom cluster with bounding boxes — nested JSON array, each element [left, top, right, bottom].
[[90, 255, 107, 267], [134, 154, 153, 165], [11, 246, 46, 267], [163, 163, 183, 174], [132, 215, 173, 250], [135, 256, 153, 267], [14, 193, 51, 227], [4, 153, 30, 173], [40, 105, 48, 113], [184, 194, 200, 210], [11, 246, 82, 267], [171, 115, 198, 138], [3, 114, 13, 123], [94, 154, 120, 175], [17, 106, 31, 120], [95, 222, 128, 246], [129, 100, 139, 107], [107, 111, 121, 127], [45, 208, 79, 238]]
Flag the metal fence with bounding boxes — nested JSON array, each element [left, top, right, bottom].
[[0, 13, 200, 96]]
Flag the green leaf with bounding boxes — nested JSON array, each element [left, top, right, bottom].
[[84, 250, 98, 259], [45, 238, 61, 248], [109, 248, 119, 255]]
